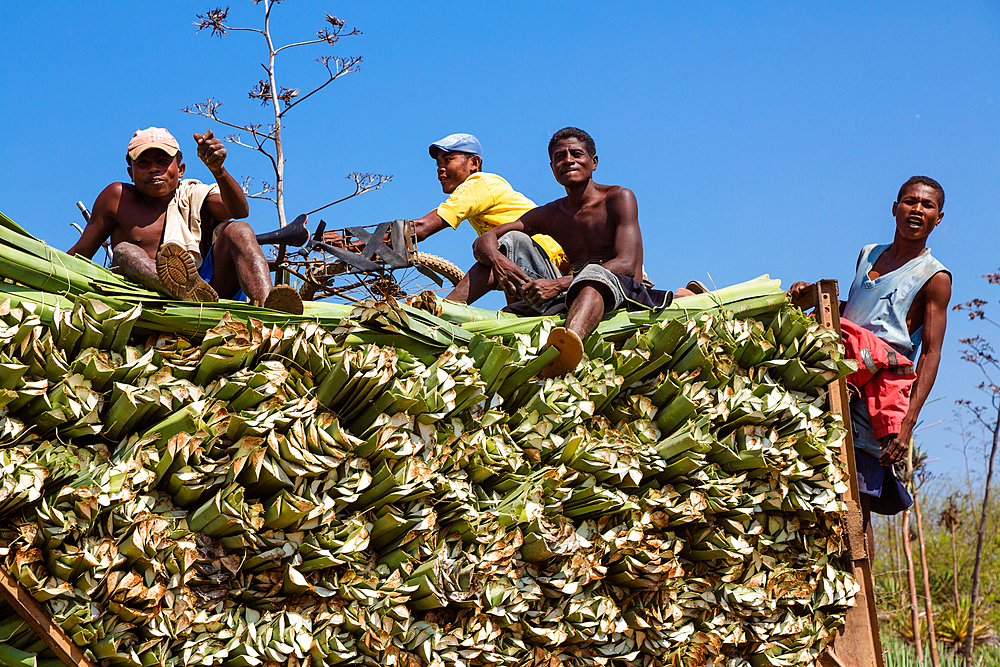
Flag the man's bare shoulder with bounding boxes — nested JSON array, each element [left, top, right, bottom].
[[601, 185, 638, 220], [599, 183, 631, 195], [92, 182, 129, 215], [592, 184, 636, 208], [923, 270, 952, 304], [526, 198, 567, 220], [95, 182, 140, 208]]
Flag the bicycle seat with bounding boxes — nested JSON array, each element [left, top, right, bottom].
[[256, 213, 309, 247]]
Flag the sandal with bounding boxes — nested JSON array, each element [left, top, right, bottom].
[[541, 327, 585, 378], [156, 243, 218, 302]]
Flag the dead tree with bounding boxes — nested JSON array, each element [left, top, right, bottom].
[[183, 3, 390, 228]]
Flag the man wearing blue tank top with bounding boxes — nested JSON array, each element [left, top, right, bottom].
[[790, 176, 951, 539]]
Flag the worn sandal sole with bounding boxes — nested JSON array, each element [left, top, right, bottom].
[[263, 284, 304, 315], [156, 243, 218, 302], [541, 326, 585, 378], [686, 280, 709, 295]]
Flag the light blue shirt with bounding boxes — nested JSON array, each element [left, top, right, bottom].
[[843, 244, 949, 363], [844, 243, 949, 456]]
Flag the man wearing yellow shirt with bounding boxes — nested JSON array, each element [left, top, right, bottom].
[[409, 133, 567, 305]]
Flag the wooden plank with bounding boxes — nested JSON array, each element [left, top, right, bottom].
[[813, 279, 884, 667], [0, 563, 96, 667]]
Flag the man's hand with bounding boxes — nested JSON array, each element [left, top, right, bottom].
[[195, 130, 226, 175], [489, 255, 530, 298], [879, 421, 914, 466], [521, 277, 569, 310], [788, 281, 817, 311]]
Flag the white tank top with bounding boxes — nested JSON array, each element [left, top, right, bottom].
[[842, 244, 950, 362]]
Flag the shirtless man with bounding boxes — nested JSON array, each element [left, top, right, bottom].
[[471, 127, 686, 376], [789, 176, 951, 549], [68, 127, 301, 313]]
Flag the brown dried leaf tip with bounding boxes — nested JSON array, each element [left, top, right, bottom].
[[953, 298, 987, 320], [248, 80, 297, 106], [195, 6, 230, 37]]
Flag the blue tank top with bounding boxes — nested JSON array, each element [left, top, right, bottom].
[[845, 244, 949, 456], [842, 244, 950, 362]]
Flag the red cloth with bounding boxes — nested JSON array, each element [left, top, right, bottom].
[[840, 318, 917, 441]]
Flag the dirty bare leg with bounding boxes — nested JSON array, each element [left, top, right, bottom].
[[860, 492, 876, 559], [564, 285, 606, 340], [540, 285, 608, 378], [210, 221, 273, 303], [446, 262, 497, 305], [112, 242, 167, 294]]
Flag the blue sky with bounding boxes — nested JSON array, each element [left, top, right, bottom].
[[2, 1, 999, 479]]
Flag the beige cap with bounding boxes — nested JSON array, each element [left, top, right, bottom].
[[127, 127, 180, 160]]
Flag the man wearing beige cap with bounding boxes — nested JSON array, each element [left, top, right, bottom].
[[68, 127, 301, 313]]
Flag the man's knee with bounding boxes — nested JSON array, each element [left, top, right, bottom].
[[569, 282, 614, 313], [497, 232, 559, 284], [497, 230, 535, 257], [216, 220, 257, 245], [111, 242, 146, 269], [215, 221, 265, 258], [568, 266, 623, 313]]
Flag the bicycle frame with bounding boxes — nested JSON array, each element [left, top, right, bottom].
[[257, 217, 455, 303]]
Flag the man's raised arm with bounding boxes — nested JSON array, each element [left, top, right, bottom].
[[879, 271, 952, 465], [194, 130, 250, 222]]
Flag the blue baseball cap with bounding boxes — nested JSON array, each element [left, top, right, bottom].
[[429, 133, 482, 158]]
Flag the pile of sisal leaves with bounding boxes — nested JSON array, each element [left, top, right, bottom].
[[0, 210, 857, 667]]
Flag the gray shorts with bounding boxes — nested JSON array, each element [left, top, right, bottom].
[[498, 231, 625, 314]]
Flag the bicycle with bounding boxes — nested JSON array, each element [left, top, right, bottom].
[[71, 204, 463, 304], [255, 215, 465, 304]]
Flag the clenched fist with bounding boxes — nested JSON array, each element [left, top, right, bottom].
[[194, 130, 226, 175]]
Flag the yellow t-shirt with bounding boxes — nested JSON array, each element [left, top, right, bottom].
[[436, 172, 568, 271]]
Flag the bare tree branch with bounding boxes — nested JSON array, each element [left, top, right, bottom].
[[181, 100, 269, 136], [283, 56, 362, 114], [248, 76, 299, 107], [273, 18, 362, 54], [238, 175, 276, 204], [188, 4, 384, 229], [305, 173, 393, 216], [955, 268, 1000, 663]]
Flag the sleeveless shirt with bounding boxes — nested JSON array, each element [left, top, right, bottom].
[[845, 243, 949, 457], [842, 244, 950, 362]]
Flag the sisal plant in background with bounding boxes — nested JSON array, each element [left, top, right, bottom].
[[182, 2, 391, 228]]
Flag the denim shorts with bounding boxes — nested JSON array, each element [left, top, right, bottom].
[[498, 231, 625, 314]]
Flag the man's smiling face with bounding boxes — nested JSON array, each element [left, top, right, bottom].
[[128, 148, 184, 198], [892, 183, 943, 242], [435, 151, 479, 194], [549, 137, 596, 187]]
